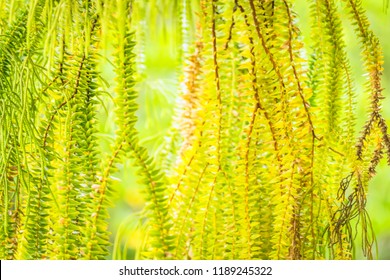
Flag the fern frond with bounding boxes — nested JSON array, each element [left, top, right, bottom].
[[327, 0, 390, 259]]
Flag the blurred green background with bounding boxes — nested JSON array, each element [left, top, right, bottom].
[[97, 1, 390, 259]]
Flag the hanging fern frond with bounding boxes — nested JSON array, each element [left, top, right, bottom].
[[328, 0, 390, 260], [1, 0, 388, 261], [91, 0, 174, 259]]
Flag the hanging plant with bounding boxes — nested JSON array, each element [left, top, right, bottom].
[[0, 0, 389, 260]]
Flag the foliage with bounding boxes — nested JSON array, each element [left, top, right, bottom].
[[0, 0, 389, 260]]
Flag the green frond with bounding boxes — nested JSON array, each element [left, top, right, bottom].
[[1, 0, 388, 261]]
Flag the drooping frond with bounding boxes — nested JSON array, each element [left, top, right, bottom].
[[328, 0, 390, 260], [1, 0, 388, 261], [164, 0, 389, 260]]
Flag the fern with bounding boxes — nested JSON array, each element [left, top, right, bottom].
[[1, 0, 389, 260], [164, 0, 389, 260]]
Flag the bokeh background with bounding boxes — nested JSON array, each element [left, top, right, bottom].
[[96, 0, 390, 259]]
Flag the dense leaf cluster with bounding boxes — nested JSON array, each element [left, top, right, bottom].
[[0, 0, 388, 260]]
